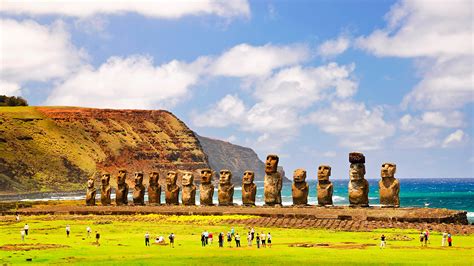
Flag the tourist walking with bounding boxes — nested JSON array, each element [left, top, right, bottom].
[[201, 232, 206, 247], [145, 232, 150, 246], [380, 234, 386, 249], [227, 232, 232, 247], [24, 224, 29, 236], [20, 230, 25, 242], [95, 231, 100, 246], [267, 232, 272, 248], [260, 232, 266, 247], [447, 233, 452, 247], [209, 232, 213, 245], [247, 232, 252, 247], [169, 233, 175, 248], [87, 226, 92, 238], [66, 225, 71, 238], [235, 233, 241, 247], [256, 234, 260, 248], [218, 232, 224, 248], [442, 232, 447, 247]]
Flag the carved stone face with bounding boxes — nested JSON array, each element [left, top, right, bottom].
[[200, 168, 213, 184], [149, 172, 159, 185], [101, 173, 110, 186], [293, 169, 306, 183], [134, 172, 143, 186], [87, 178, 94, 188], [181, 171, 194, 186], [265, 154, 279, 174], [166, 171, 177, 186], [117, 170, 127, 185], [318, 165, 331, 181], [381, 163, 396, 178], [219, 170, 232, 185], [243, 171, 254, 185], [349, 163, 365, 181]]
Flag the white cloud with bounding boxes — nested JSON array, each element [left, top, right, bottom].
[[322, 151, 337, 157], [356, 0, 473, 110], [420, 111, 464, 128], [442, 129, 468, 148], [209, 43, 310, 77], [306, 101, 395, 150], [0, 19, 86, 84], [317, 35, 350, 58], [0, 80, 21, 96], [46, 55, 206, 109], [0, 0, 250, 19], [191, 94, 246, 127]]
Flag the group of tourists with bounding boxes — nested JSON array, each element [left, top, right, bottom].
[[418, 229, 453, 247], [144, 232, 175, 247], [200, 227, 271, 249]]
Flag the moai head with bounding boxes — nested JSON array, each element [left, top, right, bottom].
[[166, 171, 177, 186], [87, 178, 95, 188], [101, 173, 110, 186], [219, 169, 232, 185], [149, 171, 159, 186], [200, 168, 213, 184], [293, 169, 307, 183], [242, 171, 255, 185], [381, 163, 396, 179], [318, 165, 331, 181], [134, 172, 144, 186], [265, 154, 279, 174], [117, 169, 127, 185], [349, 152, 365, 181], [181, 171, 194, 186]]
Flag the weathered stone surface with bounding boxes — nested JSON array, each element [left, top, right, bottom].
[[100, 173, 111, 206], [165, 171, 180, 205], [348, 152, 369, 207], [199, 168, 214, 206], [115, 169, 129, 206], [379, 163, 400, 207], [264, 154, 282, 206], [292, 168, 308, 206], [218, 169, 234, 206], [132, 172, 145, 205], [242, 170, 257, 206], [147, 171, 161, 205], [85, 177, 96, 206], [181, 171, 196, 206], [317, 165, 333, 206]]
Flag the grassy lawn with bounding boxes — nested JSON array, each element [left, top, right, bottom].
[[0, 214, 473, 265]]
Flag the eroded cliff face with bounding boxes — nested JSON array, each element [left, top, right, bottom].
[[0, 107, 209, 193]]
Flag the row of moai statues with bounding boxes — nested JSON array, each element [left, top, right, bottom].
[[85, 152, 399, 207]]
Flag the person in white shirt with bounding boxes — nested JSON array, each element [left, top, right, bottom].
[[260, 232, 266, 247], [267, 232, 272, 248], [24, 224, 29, 236], [20, 230, 25, 242], [442, 232, 447, 247], [66, 225, 71, 237], [86, 226, 92, 238], [247, 232, 252, 247]]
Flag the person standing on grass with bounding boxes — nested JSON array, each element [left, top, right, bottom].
[[442, 232, 447, 247], [218, 232, 224, 248], [267, 232, 272, 248], [95, 231, 100, 246], [260, 232, 266, 248], [201, 232, 206, 247], [21, 230, 25, 242], [209, 232, 213, 245], [250, 227, 255, 242], [425, 229, 430, 244], [169, 233, 175, 248], [227, 232, 232, 247], [66, 225, 71, 238], [247, 232, 252, 247], [145, 232, 150, 246], [235, 233, 241, 247], [419, 232, 424, 247], [87, 226, 92, 238], [24, 224, 29, 236], [380, 234, 386, 249], [204, 230, 209, 245], [447, 233, 452, 247], [231, 227, 235, 238], [256, 234, 260, 249], [423, 230, 428, 246]]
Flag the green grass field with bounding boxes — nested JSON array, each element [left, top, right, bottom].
[[0, 214, 473, 265]]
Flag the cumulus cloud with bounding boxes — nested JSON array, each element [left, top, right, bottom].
[[0, 0, 250, 19], [192, 94, 246, 127], [317, 35, 350, 58], [209, 43, 310, 77], [0, 80, 21, 96], [0, 19, 86, 84], [46, 55, 206, 109], [442, 129, 468, 148]]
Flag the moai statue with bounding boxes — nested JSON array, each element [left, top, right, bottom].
[[181, 171, 197, 206], [165, 171, 180, 205], [317, 165, 333, 206], [242, 171, 257, 206], [264, 154, 282, 206], [218, 169, 234, 206], [85, 176, 97, 206], [292, 169, 308, 206], [379, 163, 400, 207], [148, 171, 161, 205], [199, 168, 214, 206], [100, 173, 112, 206], [115, 169, 129, 206], [348, 152, 369, 207], [132, 172, 145, 205]]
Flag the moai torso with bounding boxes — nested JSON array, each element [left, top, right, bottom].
[[100, 173, 112, 206], [317, 165, 333, 206], [379, 163, 400, 207], [165, 171, 180, 205], [132, 172, 145, 205], [148, 171, 161, 205], [242, 171, 257, 206], [218, 169, 234, 206], [348, 152, 369, 207], [86, 178, 97, 206], [264, 154, 282, 205], [292, 169, 308, 206], [181, 171, 196, 206], [115, 170, 129, 206], [199, 168, 214, 206]]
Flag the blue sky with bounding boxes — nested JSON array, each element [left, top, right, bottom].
[[1, 0, 473, 179]]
